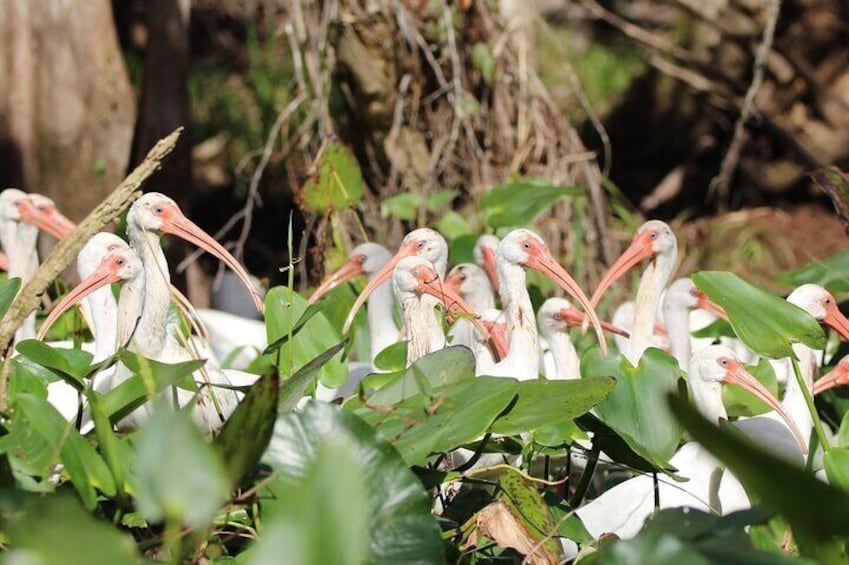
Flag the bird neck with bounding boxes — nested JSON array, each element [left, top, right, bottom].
[[83, 287, 119, 362], [400, 292, 444, 367], [11, 222, 39, 341], [543, 329, 580, 380], [781, 343, 816, 438], [688, 377, 727, 424], [127, 224, 171, 357], [498, 262, 539, 379], [367, 277, 400, 364], [629, 251, 676, 364], [662, 300, 691, 370]]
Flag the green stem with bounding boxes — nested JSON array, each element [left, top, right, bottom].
[[791, 356, 830, 453], [569, 444, 599, 508], [164, 515, 182, 565]]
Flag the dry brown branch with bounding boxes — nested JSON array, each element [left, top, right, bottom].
[[0, 127, 184, 411]]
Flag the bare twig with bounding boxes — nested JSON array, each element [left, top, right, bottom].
[[708, 0, 782, 208], [0, 127, 184, 411]]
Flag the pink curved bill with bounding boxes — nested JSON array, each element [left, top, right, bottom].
[[813, 358, 849, 395], [19, 199, 76, 240], [480, 246, 501, 295], [308, 256, 365, 304], [559, 307, 630, 337]]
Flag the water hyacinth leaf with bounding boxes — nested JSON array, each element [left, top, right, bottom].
[[481, 179, 583, 229], [781, 249, 849, 294], [261, 402, 444, 563], [372, 340, 407, 372], [263, 286, 347, 387], [582, 347, 684, 467], [449, 233, 478, 264], [349, 376, 518, 465], [214, 370, 279, 484], [824, 447, 849, 493], [0, 277, 20, 318], [693, 271, 826, 359], [489, 376, 616, 435], [435, 210, 474, 240], [87, 391, 127, 500], [426, 189, 459, 211], [279, 341, 346, 413], [301, 142, 364, 212], [722, 359, 779, 418], [380, 192, 422, 221], [16, 339, 94, 390], [135, 407, 230, 528], [249, 440, 370, 565], [8, 495, 139, 565], [669, 393, 849, 544], [13, 393, 116, 509], [367, 346, 476, 406]]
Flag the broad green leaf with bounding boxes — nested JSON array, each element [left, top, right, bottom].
[[583, 347, 684, 467], [669, 393, 849, 554], [448, 233, 478, 264], [690, 318, 737, 340], [380, 192, 422, 221], [279, 342, 347, 413], [824, 447, 849, 493], [495, 467, 564, 561], [371, 340, 407, 372], [837, 409, 849, 447], [426, 189, 459, 211], [575, 413, 658, 473], [263, 287, 347, 387], [88, 391, 127, 500], [480, 179, 583, 229], [135, 406, 230, 528], [250, 440, 370, 565], [349, 376, 518, 465], [261, 402, 444, 563], [301, 142, 364, 212], [722, 359, 779, 418], [8, 495, 139, 564], [0, 277, 21, 318], [490, 377, 616, 435], [13, 393, 116, 509], [782, 250, 849, 294], [435, 210, 474, 240], [366, 346, 476, 406], [693, 271, 826, 359], [15, 340, 94, 390], [214, 370, 279, 484]]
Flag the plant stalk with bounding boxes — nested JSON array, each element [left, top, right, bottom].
[[791, 356, 830, 453]]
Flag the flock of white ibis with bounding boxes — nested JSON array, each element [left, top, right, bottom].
[[4, 186, 849, 544]]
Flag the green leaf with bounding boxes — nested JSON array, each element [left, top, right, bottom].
[[261, 402, 444, 563], [690, 318, 737, 340], [490, 377, 616, 435], [214, 370, 279, 484], [722, 359, 779, 418], [15, 339, 94, 390], [426, 189, 459, 212], [379, 192, 422, 221], [87, 391, 128, 500], [824, 447, 849, 493], [575, 413, 658, 473], [0, 277, 21, 318], [583, 347, 684, 467], [496, 467, 564, 560], [8, 496, 139, 564], [263, 286, 347, 387], [669, 393, 849, 552], [365, 346, 476, 406], [471, 42, 496, 85], [301, 142, 364, 212], [350, 376, 518, 465], [13, 393, 116, 509], [279, 342, 347, 413], [371, 340, 407, 372], [480, 179, 583, 229], [693, 271, 826, 359], [782, 250, 849, 294], [449, 233, 478, 264], [135, 406, 230, 528], [434, 210, 474, 240]]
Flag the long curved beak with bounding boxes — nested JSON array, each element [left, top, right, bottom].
[[484, 319, 509, 359], [559, 308, 630, 337], [37, 260, 121, 340], [823, 303, 849, 341], [169, 284, 211, 343], [695, 292, 729, 321], [590, 233, 654, 309], [343, 241, 416, 333], [19, 200, 76, 240], [813, 360, 849, 395], [308, 257, 365, 304], [417, 275, 505, 360], [526, 252, 608, 356], [724, 360, 808, 455], [480, 247, 500, 295], [161, 211, 264, 313], [0, 252, 7, 271]]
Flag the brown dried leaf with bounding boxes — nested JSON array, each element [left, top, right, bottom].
[[475, 501, 559, 565]]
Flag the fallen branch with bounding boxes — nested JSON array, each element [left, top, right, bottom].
[[0, 127, 183, 411]]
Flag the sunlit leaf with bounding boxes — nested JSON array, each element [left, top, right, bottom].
[[279, 342, 347, 413], [372, 340, 407, 372], [782, 250, 849, 295], [824, 447, 849, 494], [693, 271, 826, 359], [135, 406, 230, 528], [0, 277, 21, 319], [489, 377, 616, 435], [261, 402, 444, 563], [15, 340, 94, 390], [380, 192, 422, 221], [301, 142, 364, 212], [366, 346, 476, 406], [481, 179, 583, 229]]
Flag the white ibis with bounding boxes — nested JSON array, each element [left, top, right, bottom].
[[815, 355, 849, 395], [393, 256, 492, 367], [573, 346, 805, 541], [18, 194, 77, 240], [480, 229, 607, 380], [343, 228, 448, 335], [661, 277, 727, 369], [0, 189, 42, 340], [473, 234, 501, 295], [309, 242, 400, 364], [590, 220, 678, 365], [445, 263, 495, 350]]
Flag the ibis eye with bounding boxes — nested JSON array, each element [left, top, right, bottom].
[[825, 298, 832, 305], [459, 274, 466, 281], [649, 231, 658, 240], [357, 255, 367, 264], [689, 288, 698, 296], [116, 258, 125, 266], [412, 268, 420, 276], [719, 358, 729, 367], [522, 242, 531, 250], [553, 312, 562, 321], [417, 241, 425, 250], [154, 206, 163, 215]]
